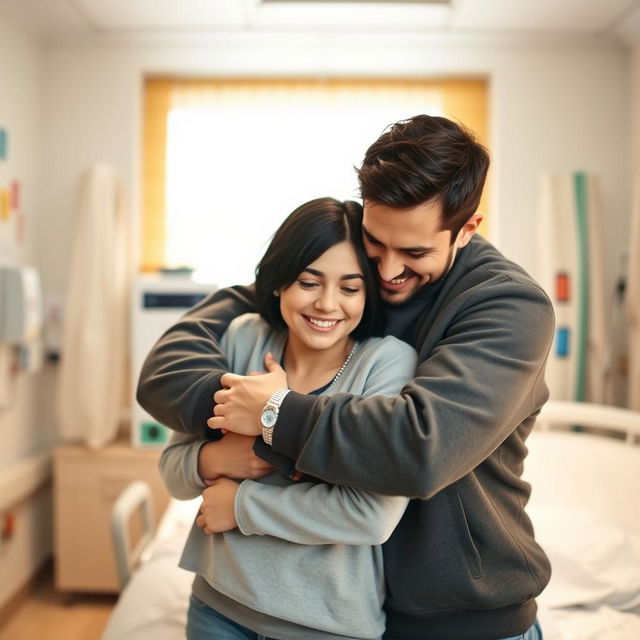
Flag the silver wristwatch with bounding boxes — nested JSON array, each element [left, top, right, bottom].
[[260, 388, 291, 445]]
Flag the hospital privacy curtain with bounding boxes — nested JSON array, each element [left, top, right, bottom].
[[141, 77, 489, 275]]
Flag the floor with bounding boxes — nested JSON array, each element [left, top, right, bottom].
[[0, 567, 117, 640]]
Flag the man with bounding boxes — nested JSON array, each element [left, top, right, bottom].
[[138, 115, 553, 640]]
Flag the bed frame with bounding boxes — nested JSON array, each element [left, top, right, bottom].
[[111, 481, 157, 588], [106, 400, 640, 640], [536, 399, 640, 443], [526, 400, 640, 538]]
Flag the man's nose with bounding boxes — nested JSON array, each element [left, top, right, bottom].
[[377, 255, 404, 282]]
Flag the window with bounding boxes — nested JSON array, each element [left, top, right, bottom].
[[142, 77, 489, 287]]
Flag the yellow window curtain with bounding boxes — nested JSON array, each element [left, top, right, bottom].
[[142, 77, 489, 278]]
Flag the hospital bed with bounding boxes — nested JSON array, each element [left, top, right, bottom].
[[101, 401, 640, 640]]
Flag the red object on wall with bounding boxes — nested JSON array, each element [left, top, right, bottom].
[[556, 272, 570, 302], [1, 512, 15, 541]]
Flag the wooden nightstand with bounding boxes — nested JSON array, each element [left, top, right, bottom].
[[53, 439, 170, 594]]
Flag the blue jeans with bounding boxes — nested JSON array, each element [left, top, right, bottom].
[[187, 594, 540, 640], [187, 596, 277, 640], [187, 594, 384, 639], [498, 619, 543, 640]]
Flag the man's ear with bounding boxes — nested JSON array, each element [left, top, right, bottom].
[[456, 213, 483, 248]]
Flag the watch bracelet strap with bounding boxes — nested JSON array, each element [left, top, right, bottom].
[[262, 388, 290, 445], [269, 388, 291, 407]]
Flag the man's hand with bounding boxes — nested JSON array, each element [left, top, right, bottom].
[[208, 352, 288, 436], [198, 433, 274, 484], [195, 478, 240, 534]]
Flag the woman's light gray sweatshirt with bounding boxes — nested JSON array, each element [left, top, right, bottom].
[[159, 314, 416, 640]]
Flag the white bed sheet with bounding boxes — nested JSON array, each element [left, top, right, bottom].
[[101, 498, 199, 640], [102, 426, 640, 640], [525, 429, 640, 640]]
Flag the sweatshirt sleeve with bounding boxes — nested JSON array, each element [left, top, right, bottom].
[[158, 431, 207, 500], [235, 481, 409, 545], [136, 284, 256, 436], [233, 338, 416, 545], [272, 281, 555, 499]]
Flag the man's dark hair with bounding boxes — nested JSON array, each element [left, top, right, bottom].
[[255, 197, 382, 340], [357, 114, 490, 238]]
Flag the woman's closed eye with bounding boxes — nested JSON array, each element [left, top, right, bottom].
[[297, 279, 319, 289], [341, 286, 361, 295]]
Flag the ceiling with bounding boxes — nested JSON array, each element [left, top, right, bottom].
[[1, 0, 640, 45]]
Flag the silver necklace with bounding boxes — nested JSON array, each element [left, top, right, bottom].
[[327, 342, 357, 391]]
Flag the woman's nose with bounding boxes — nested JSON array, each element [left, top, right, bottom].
[[314, 288, 337, 312]]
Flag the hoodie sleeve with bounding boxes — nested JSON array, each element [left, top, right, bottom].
[[136, 284, 256, 437], [271, 281, 555, 499]]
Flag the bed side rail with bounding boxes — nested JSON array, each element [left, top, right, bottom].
[[537, 400, 640, 444], [111, 480, 156, 588]]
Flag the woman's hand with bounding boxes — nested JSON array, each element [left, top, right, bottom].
[[198, 433, 273, 483], [208, 352, 288, 436], [195, 478, 240, 534]]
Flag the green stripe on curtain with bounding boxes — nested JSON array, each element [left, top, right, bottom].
[[573, 171, 589, 402]]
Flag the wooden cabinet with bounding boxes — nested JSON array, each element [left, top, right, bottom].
[[53, 440, 170, 594]]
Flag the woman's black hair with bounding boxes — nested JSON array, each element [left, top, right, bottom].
[[255, 197, 382, 340]]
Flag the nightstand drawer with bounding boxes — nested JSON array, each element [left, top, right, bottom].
[[53, 440, 170, 593]]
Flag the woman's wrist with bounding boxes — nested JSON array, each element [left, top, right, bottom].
[[197, 441, 223, 481]]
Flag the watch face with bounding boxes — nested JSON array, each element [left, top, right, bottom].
[[261, 408, 277, 428]]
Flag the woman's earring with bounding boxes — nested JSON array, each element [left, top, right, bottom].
[[273, 290, 280, 297]]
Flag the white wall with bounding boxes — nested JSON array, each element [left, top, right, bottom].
[[631, 45, 640, 171], [627, 44, 640, 410], [0, 23, 632, 609], [40, 33, 630, 309], [0, 10, 52, 611]]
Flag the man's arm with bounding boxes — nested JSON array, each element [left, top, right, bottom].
[[136, 284, 256, 436], [212, 283, 555, 500], [273, 284, 554, 499]]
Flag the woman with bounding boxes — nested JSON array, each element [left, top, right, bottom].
[[159, 197, 417, 640]]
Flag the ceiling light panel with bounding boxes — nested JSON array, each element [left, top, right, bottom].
[[251, 0, 452, 29], [71, 0, 249, 31]]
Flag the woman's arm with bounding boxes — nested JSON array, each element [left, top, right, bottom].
[[234, 479, 409, 545], [206, 338, 417, 544], [159, 431, 272, 500], [136, 284, 256, 436], [158, 432, 206, 500]]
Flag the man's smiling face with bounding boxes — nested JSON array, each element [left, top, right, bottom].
[[362, 199, 481, 305]]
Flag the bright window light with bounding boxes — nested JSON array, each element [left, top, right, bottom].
[[165, 95, 443, 288]]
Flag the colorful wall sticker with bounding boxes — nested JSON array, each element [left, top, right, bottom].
[[0, 189, 10, 221], [10, 181, 20, 210]]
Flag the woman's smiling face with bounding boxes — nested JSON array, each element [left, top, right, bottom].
[[278, 241, 366, 352]]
